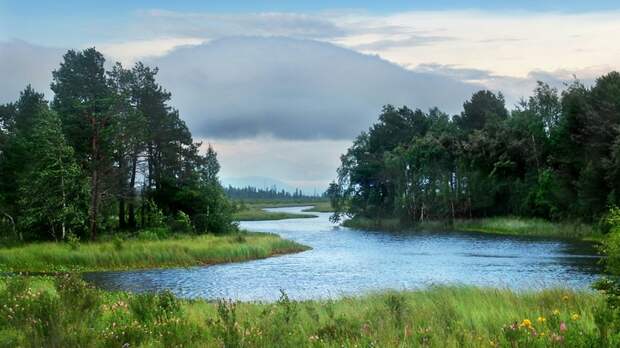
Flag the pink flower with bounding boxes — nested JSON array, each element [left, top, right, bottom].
[[559, 322, 567, 332]]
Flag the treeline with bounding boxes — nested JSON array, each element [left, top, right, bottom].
[[0, 48, 235, 241], [225, 186, 316, 200], [330, 72, 620, 224]]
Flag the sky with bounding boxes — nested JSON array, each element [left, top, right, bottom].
[[1, 1, 620, 192]]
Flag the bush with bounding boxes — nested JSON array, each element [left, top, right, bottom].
[[167, 211, 193, 234]]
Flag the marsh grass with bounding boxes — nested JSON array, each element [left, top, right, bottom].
[[344, 216, 602, 242], [452, 217, 601, 241], [0, 275, 613, 347], [232, 208, 317, 221], [301, 201, 334, 213], [0, 232, 309, 272]]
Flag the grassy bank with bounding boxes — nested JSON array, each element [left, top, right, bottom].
[[343, 216, 603, 242], [0, 275, 612, 347], [0, 232, 309, 272], [233, 207, 317, 221], [302, 201, 334, 213]]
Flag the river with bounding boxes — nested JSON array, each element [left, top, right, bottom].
[[84, 206, 602, 301]]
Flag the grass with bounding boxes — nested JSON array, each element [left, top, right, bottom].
[[301, 201, 334, 213], [343, 216, 603, 242], [232, 207, 317, 221], [0, 275, 613, 347], [451, 217, 602, 242], [0, 232, 310, 272]]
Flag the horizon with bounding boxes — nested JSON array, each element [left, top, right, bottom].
[[2, 0, 620, 192]]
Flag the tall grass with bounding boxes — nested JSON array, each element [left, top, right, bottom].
[[302, 201, 334, 213], [0, 232, 309, 272], [233, 208, 317, 221], [452, 217, 601, 241], [344, 216, 602, 241], [0, 275, 612, 347]]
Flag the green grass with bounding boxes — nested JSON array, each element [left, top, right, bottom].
[[302, 201, 334, 213], [342, 216, 403, 231], [0, 275, 612, 347], [0, 232, 310, 272], [451, 217, 602, 242], [343, 216, 603, 242], [233, 207, 317, 221]]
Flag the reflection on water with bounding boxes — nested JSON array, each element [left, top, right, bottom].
[[84, 206, 602, 301]]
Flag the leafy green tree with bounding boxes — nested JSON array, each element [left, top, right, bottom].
[[51, 48, 117, 239], [17, 110, 87, 240]]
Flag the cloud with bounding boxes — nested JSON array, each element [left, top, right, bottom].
[[134, 10, 346, 40], [149, 36, 481, 140], [0, 40, 64, 103], [207, 136, 350, 192], [97, 37, 206, 65], [352, 35, 454, 51]]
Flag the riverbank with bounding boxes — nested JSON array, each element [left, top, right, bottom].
[[0, 275, 607, 347], [0, 232, 309, 272], [233, 207, 317, 221], [302, 201, 334, 213], [343, 216, 603, 242]]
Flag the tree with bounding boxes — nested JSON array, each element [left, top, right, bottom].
[[17, 110, 87, 240], [51, 48, 116, 240]]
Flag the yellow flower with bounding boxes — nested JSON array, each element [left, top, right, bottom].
[[552, 309, 560, 316], [540, 332, 546, 337], [562, 295, 569, 301], [571, 313, 580, 321], [520, 319, 532, 328], [537, 316, 546, 324]]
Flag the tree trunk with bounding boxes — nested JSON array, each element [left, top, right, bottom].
[[60, 159, 67, 240], [127, 154, 138, 229], [118, 197, 126, 229], [90, 116, 100, 241]]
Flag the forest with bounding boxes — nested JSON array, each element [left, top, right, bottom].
[[329, 73, 620, 226], [225, 185, 316, 201], [0, 48, 235, 242]]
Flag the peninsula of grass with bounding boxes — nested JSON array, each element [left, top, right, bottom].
[[343, 216, 603, 242], [0, 275, 609, 347], [0, 231, 309, 273], [302, 201, 334, 213], [233, 207, 317, 221]]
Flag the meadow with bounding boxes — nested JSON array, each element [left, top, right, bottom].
[[0, 231, 309, 272], [0, 275, 612, 347]]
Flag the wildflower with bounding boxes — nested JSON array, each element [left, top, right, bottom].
[[552, 309, 560, 316], [562, 295, 569, 301], [520, 319, 532, 329], [571, 313, 580, 321], [559, 322, 567, 332], [537, 316, 546, 324]]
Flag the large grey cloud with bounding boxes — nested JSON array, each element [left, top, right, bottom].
[[0, 40, 64, 103], [149, 36, 481, 140], [134, 10, 346, 40]]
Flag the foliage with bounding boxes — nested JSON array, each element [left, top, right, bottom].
[[0, 276, 611, 347], [336, 74, 620, 226], [0, 48, 236, 242]]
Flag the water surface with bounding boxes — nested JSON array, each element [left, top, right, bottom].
[[84, 206, 602, 301]]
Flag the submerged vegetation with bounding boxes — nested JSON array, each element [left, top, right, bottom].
[[0, 231, 308, 272], [0, 274, 612, 347]]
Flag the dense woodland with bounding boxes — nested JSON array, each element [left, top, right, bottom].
[[330, 73, 620, 225], [0, 48, 235, 241], [225, 185, 317, 200]]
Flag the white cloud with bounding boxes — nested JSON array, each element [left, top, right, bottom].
[[97, 37, 206, 65]]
